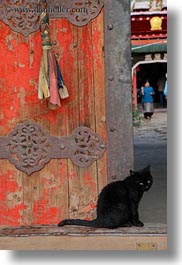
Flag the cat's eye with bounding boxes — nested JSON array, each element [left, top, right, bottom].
[[139, 183, 144, 186], [147, 181, 151, 184]]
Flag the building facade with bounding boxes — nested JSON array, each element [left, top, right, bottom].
[[131, 0, 167, 107]]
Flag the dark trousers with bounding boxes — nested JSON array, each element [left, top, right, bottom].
[[159, 92, 164, 107]]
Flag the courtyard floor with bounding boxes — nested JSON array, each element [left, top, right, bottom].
[[134, 109, 167, 224]]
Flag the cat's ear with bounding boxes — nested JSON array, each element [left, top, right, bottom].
[[130, 170, 135, 176], [146, 165, 151, 171]]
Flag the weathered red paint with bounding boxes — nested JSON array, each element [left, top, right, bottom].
[[1, 204, 27, 226], [0, 170, 26, 226], [0, 11, 107, 227], [33, 198, 61, 225], [0, 171, 19, 201]]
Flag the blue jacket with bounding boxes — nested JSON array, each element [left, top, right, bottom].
[[163, 81, 168, 96], [141, 86, 155, 103]]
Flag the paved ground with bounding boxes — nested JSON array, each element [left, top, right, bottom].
[[134, 110, 167, 224]]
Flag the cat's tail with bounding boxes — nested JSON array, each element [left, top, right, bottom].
[[58, 218, 98, 228]]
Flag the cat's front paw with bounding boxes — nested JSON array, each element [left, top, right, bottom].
[[132, 220, 144, 227], [121, 222, 132, 227]]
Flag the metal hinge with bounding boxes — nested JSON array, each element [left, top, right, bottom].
[[0, 121, 106, 175]]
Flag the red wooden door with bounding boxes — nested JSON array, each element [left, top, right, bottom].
[[0, 10, 107, 226], [0, 0, 133, 228]]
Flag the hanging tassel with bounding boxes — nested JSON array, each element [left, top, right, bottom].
[[48, 50, 61, 106], [38, 0, 69, 109], [56, 60, 69, 99], [59, 84, 69, 99], [38, 48, 50, 99]]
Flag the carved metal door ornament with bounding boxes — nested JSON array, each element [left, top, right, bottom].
[[0, 121, 106, 175], [0, 0, 104, 36]]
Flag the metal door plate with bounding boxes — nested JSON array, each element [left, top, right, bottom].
[[0, 0, 104, 36], [0, 121, 106, 175]]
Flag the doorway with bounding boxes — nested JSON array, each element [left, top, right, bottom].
[[136, 62, 167, 107]]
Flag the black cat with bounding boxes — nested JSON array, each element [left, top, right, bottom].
[[58, 165, 153, 229]]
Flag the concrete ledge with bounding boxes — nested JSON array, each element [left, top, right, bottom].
[[0, 224, 167, 250]]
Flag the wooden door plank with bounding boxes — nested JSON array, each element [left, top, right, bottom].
[[77, 23, 98, 220], [0, 163, 24, 226], [57, 19, 80, 220], [45, 18, 70, 223], [91, 10, 107, 193]]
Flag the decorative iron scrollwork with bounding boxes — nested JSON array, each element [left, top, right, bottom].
[[0, 0, 40, 36], [73, 126, 106, 167], [0, 121, 106, 175], [6, 121, 51, 175], [0, 0, 104, 36]]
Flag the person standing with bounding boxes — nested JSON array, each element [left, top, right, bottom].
[[163, 73, 168, 99], [157, 77, 165, 108], [141, 80, 155, 119]]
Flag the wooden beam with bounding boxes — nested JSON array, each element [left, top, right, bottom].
[[0, 235, 167, 250], [0, 224, 167, 250]]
